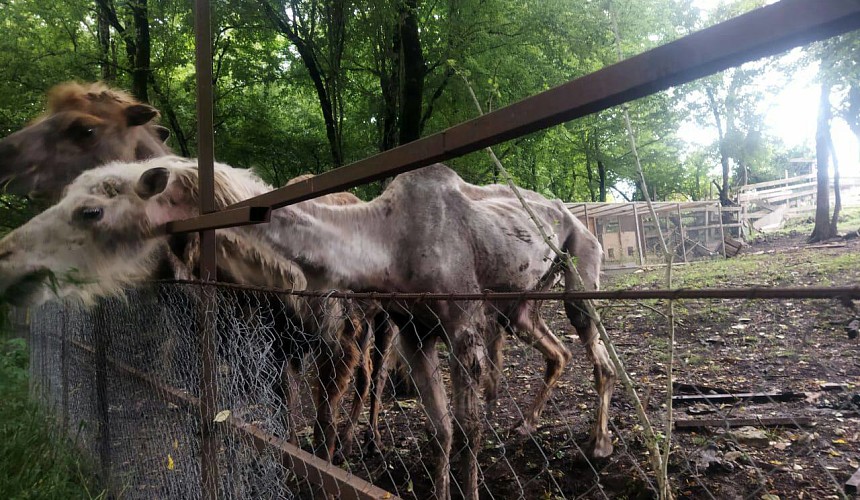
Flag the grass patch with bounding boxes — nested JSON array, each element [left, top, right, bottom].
[[749, 205, 860, 241], [607, 244, 860, 290], [0, 313, 104, 500]]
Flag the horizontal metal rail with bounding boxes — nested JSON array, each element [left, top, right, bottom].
[[169, 0, 860, 234], [165, 206, 270, 233], [159, 280, 860, 302], [68, 338, 399, 500]]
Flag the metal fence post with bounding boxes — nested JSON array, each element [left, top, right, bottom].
[[93, 302, 112, 488], [194, 0, 219, 496], [61, 306, 69, 435]]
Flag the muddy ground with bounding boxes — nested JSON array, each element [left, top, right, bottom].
[[343, 232, 860, 499]]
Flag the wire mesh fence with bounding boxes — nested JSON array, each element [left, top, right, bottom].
[[22, 281, 859, 499]]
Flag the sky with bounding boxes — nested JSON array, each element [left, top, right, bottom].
[[679, 0, 860, 179]]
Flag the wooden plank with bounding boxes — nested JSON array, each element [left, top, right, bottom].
[[675, 416, 812, 430], [739, 173, 816, 192], [672, 391, 806, 405]]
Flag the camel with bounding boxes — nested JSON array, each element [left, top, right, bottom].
[[0, 82, 171, 201], [0, 82, 385, 456], [0, 157, 615, 500]]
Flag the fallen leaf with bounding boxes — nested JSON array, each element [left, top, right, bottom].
[[213, 410, 231, 423]]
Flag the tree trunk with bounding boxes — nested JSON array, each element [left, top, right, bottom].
[[597, 158, 607, 202], [706, 86, 731, 205], [809, 81, 835, 243], [96, 0, 115, 81], [847, 85, 860, 154], [130, 0, 151, 102], [261, 1, 344, 167], [583, 133, 595, 202], [828, 130, 841, 231], [397, 0, 424, 145], [379, 23, 400, 152]]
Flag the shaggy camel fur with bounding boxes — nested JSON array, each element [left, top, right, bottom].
[[0, 157, 615, 500]]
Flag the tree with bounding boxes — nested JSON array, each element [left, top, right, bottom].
[[809, 80, 836, 242]]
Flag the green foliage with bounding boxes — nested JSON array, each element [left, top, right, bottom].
[[0, 0, 821, 204], [0, 327, 105, 499]]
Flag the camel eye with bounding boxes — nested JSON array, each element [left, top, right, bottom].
[[68, 122, 97, 143], [77, 206, 104, 222]]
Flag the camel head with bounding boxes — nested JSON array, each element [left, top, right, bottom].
[[0, 82, 171, 202], [0, 156, 271, 306]]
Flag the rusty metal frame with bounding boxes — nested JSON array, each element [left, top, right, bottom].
[[173, 0, 860, 233], [68, 337, 399, 500]]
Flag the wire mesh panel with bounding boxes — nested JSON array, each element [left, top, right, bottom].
[[24, 282, 859, 499]]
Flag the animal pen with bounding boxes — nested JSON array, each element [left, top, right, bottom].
[[567, 202, 743, 269], [14, 1, 860, 499]]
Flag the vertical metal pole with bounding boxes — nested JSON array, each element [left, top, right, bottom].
[[632, 203, 644, 266], [677, 203, 687, 263], [194, 0, 219, 497], [93, 303, 112, 489], [61, 308, 69, 435]]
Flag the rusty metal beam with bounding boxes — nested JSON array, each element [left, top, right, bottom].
[[68, 338, 400, 500], [166, 206, 270, 233], [166, 0, 860, 234]]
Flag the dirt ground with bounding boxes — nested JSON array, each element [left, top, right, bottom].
[[344, 231, 860, 499]]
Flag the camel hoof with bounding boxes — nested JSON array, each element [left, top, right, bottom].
[[589, 435, 614, 459], [332, 448, 346, 465], [509, 419, 536, 436]]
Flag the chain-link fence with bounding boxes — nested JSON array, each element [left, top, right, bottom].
[[23, 280, 859, 499]]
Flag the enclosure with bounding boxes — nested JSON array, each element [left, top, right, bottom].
[[8, 0, 860, 499], [567, 202, 743, 269]]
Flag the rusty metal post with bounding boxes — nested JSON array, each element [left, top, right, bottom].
[[677, 203, 688, 263], [93, 303, 112, 488], [194, 0, 219, 497], [61, 307, 69, 434], [632, 203, 644, 266]]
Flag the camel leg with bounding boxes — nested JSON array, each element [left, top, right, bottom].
[[482, 321, 505, 418], [365, 315, 396, 455], [450, 324, 485, 500], [277, 357, 302, 446], [313, 316, 361, 461], [401, 332, 451, 500], [564, 298, 616, 458], [336, 318, 374, 463], [509, 302, 571, 435]]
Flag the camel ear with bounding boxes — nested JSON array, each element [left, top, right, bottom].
[[125, 104, 159, 127], [153, 125, 171, 143], [135, 167, 170, 199]]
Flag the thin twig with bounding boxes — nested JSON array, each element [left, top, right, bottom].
[[608, 4, 674, 498]]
